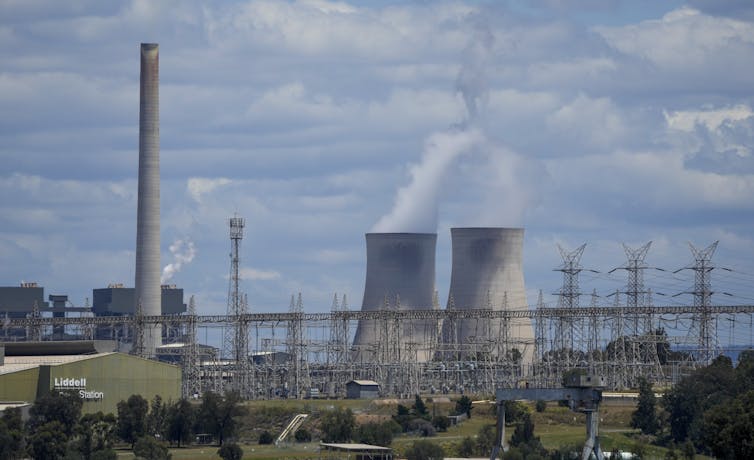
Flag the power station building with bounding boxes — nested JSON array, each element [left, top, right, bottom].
[[92, 284, 186, 316], [0, 342, 180, 414], [0, 284, 90, 340]]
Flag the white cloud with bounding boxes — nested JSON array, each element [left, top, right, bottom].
[[239, 267, 282, 281], [187, 177, 232, 204], [1, 0, 753, 314], [665, 105, 753, 132], [596, 7, 754, 70]]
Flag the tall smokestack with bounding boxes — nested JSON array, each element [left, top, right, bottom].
[[352, 233, 438, 363], [443, 228, 535, 366], [135, 43, 161, 356]]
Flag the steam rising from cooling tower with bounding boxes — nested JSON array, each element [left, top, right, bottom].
[[352, 233, 438, 363], [134, 43, 161, 357], [372, 129, 482, 233], [443, 228, 535, 364]]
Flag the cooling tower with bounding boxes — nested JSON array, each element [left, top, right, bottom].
[[352, 233, 438, 363], [134, 43, 161, 356], [443, 227, 535, 365]]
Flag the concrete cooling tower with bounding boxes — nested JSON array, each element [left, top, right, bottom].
[[443, 227, 535, 365], [134, 43, 161, 357], [352, 233, 438, 363]]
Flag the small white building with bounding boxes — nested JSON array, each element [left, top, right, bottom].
[[345, 380, 379, 399]]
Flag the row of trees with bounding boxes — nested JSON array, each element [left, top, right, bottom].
[[0, 390, 247, 460], [631, 350, 754, 459]]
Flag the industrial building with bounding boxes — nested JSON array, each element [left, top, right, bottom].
[[0, 341, 180, 414], [345, 380, 380, 399], [0, 284, 90, 340], [92, 284, 186, 316]]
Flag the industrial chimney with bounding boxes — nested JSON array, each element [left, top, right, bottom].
[[134, 43, 161, 356], [442, 227, 535, 366], [352, 233, 438, 363]]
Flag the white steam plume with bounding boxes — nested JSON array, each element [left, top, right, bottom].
[[372, 128, 483, 232], [161, 238, 196, 284], [374, 12, 541, 233]]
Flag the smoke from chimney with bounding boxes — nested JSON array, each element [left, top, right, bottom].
[[161, 238, 196, 284]]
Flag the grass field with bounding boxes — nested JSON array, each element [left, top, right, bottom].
[[113, 397, 710, 459]]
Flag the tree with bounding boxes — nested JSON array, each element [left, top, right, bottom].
[[75, 412, 117, 460], [631, 377, 659, 435], [735, 349, 754, 393], [431, 415, 449, 432], [195, 391, 246, 446], [701, 390, 754, 459], [510, 413, 539, 447], [27, 390, 82, 437], [147, 395, 169, 438], [166, 398, 195, 447], [321, 407, 355, 442], [535, 400, 547, 413], [217, 443, 243, 460], [0, 407, 24, 460], [407, 418, 436, 437], [393, 404, 413, 431], [133, 436, 171, 460], [294, 428, 312, 442], [258, 431, 274, 444], [455, 396, 473, 418], [354, 420, 399, 446], [28, 421, 68, 460], [661, 356, 736, 443], [0, 418, 24, 460], [413, 395, 429, 419], [458, 436, 475, 458], [90, 449, 117, 460], [681, 439, 695, 460], [476, 424, 497, 455], [405, 440, 444, 460], [117, 394, 149, 448]]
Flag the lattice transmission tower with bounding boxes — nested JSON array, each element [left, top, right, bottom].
[[676, 241, 719, 366], [182, 295, 200, 398], [221, 215, 252, 397], [286, 293, 311, 399], [609, 241, 661, 382], [553, 243, 589, 368]]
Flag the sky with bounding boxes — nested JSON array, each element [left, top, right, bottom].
[[2, 0, 754, 318]]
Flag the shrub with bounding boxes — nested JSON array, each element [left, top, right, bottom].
[[258, 430, 274, 445], [294, 428, 312, 442], [458, 436, 475, 457], [407, 418, 436, 437], [431, 415, 449, 432], [217, 443, 243, 460], [406, 440, 444, 460], [535, 400, 547, 412], [133, 436, 171, 460]]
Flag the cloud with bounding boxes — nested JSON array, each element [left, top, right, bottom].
[[187, 177, 232, 204], [239, 267, 281, 281], [1, 0, 753, 314]]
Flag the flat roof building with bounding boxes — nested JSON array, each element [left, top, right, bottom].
[[0, 342, 180, 414], [93, 284, 186, 316]]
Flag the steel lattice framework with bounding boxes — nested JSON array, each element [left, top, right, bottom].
[[4, 303, 754, 398]]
